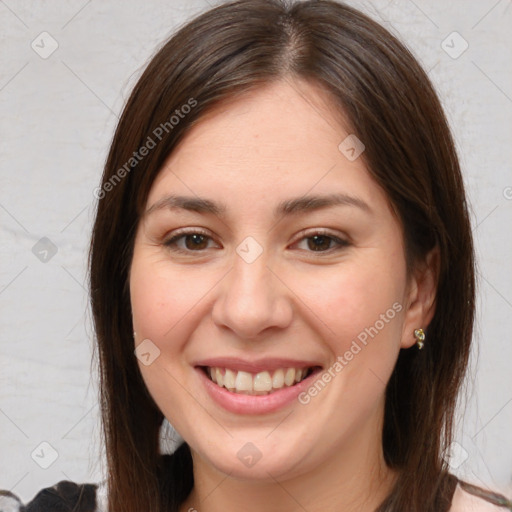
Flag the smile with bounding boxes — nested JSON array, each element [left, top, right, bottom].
[[202, 366, 315, 395], [195, 363, 325, 414]]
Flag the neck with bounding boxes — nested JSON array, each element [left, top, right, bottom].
[[179, 410, 396, 512]]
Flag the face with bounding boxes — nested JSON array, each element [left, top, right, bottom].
[[130, 79, 429, 482]]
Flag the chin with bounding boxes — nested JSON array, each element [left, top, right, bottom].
[[192, 435, 314, 482]]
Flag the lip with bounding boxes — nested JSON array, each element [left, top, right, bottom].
[[195, 364, 323, 415], [193, 356, 323, 374]]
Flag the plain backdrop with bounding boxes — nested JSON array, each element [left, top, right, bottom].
[[0, 0, 511, 504]]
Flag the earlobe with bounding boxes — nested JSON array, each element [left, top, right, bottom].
[[400, 246, 440, 349]]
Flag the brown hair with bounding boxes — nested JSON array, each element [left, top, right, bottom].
[[90, 1, 478, 511]]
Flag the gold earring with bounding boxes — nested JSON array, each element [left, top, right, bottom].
[[414, 328, 425, 350]]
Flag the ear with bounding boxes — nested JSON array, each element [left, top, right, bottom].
[[400, 246, 440, 349]]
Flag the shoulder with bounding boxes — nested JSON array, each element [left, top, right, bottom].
[[0, 480, 107, 512], [450, 482, 512, 512]]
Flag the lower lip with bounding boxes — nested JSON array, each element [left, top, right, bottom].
[[195, 367, 322, 415]]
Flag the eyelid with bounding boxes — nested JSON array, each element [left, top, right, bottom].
[[163, 227, 220, 249], [290, 227, 349, 245], [164, 226, 213, 239]]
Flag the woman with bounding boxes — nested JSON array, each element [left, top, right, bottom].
[[3, 1, 510, 511]]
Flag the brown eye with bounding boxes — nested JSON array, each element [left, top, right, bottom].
[[183, 234, 209, 250], [306, 235, 335, 251], [295, 231, 349, 253], [164, 231, 218, 252]]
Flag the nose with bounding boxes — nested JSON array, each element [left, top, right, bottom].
[[211, 248, 293, 339]]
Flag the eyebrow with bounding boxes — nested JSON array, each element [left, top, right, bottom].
[[145, 192, 372, 218]]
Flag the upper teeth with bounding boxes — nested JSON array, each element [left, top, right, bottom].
[[207, 367, 312, 395]]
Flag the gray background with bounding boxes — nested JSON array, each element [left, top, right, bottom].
[[1, 0, 511, 503]]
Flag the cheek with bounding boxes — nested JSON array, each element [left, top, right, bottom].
[[130, 254, 194, 348], [129, 254, 202, 423], [287, 256, 406, 417], [130, 252, 208, 340], [293, 262, 404, 429], [293, 258, 405, 349], [130, 267, 176, 339]]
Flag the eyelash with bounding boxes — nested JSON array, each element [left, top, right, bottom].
[[163, 228, 350, 255]]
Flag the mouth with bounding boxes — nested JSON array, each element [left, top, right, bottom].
[[198, 365, 322, 396]]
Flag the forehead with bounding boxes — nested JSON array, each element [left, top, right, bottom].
[[146, 80, 387, 215]]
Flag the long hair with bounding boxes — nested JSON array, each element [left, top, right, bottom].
[[89, 1, 476, 511]]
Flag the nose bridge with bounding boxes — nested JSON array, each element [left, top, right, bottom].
[[232, 247, 271, 301], [212, 241, 292, 338]]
